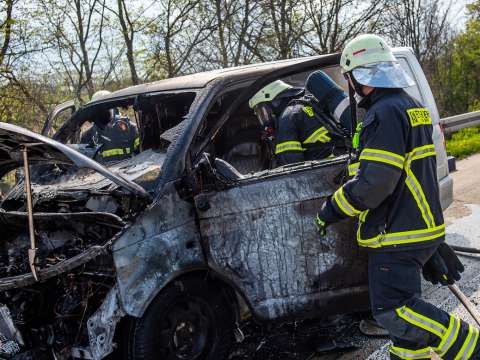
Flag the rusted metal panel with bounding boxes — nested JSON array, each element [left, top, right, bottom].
[[196, 160, 369, 321], [113, 182, 206, 317]]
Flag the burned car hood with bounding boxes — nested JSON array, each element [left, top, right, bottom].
[[0, 122, 151, 200]]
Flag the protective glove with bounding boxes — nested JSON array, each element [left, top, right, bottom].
[[315, 215, 328, 237], [422, 243, 464, 285]]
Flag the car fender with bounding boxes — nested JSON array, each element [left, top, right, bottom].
[[112, 181, 206, 317]]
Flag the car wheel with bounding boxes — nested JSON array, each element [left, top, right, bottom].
[[127, 275, 235, 360]]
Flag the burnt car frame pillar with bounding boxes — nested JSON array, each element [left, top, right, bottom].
[[21, 145, 38, 281]]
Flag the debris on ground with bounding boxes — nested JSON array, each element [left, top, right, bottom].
[[228, 315, 376, 360]]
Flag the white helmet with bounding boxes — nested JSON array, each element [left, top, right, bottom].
[[91, 90, 112, 102], [249, 80, 296, 109], [340, 34, 414, 88]]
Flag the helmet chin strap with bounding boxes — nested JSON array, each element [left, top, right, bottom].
[[347, 80, 358, 140]]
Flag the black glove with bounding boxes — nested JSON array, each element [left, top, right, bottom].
[[422, 243, 464, 285], [315, 214, 328, 237]]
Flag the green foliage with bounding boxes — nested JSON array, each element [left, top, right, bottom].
[[429, 1, 480, 116], [446, 126, 480, 159]]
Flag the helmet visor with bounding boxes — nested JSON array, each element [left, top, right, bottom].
[[254, 103, 274, 126], [352, 62, 415, 89]]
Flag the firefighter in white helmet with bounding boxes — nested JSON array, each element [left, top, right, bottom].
[[316, 34, 478, 359], [250, 77, 351, 166]]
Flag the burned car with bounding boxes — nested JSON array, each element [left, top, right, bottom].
[[0, 49, 452, 359]]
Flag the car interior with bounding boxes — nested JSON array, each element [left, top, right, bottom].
[[194, 66, 351, 181]]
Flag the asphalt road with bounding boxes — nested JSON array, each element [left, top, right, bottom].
[[330, 153, 480, 360]]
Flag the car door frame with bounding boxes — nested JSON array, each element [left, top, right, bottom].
[[41, 100, 76, 137], [187, 56, 370, 322]]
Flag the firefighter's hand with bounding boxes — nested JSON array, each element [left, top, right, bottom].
[[438, 243, 464, 284], [422, 244, 464, 285], [315, 215, 327, 237]]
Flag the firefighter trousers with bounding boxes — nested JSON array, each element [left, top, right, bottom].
[[369, 246, 480, 359]]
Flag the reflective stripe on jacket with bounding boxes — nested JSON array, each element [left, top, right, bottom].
[[274, 96, 336, 165], [95, 117, 139, 163], [327, 88, 445, 251]]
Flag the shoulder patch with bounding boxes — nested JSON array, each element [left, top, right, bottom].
[[302, 106, 314, 117], [407, 108, 432, 127]]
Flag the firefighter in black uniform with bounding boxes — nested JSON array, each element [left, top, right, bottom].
[[250, 75, 351, 166], [316, 34, 480, 359], [81, 90, 140, 164]]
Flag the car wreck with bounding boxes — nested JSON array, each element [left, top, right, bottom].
[[0, 49, 452, 359]]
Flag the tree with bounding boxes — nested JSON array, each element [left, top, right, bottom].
[[302, 0, 385, 54], [0, 0, 14, 69], [432, 1, 480, 115], [38, 0, 109, 102], [146, 0, 216, 79], [260, 0, 308, 59], [382, 0, 452, 65]]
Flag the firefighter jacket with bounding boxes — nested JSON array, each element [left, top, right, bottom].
[[318, 88, 445, 251], [81, 116, 140, 163], [274, 97, 341, 165]]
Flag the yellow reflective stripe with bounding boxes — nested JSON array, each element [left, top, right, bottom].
[[407, 144, 436, 160], [436, 316, 461, 357], [275, 141, 304, 154], [455, 325, 479, 360], [390, 346, 432, 359], [303, 126, 331, 144], [396, 306, 446, 339], [360, 148, 405, 169], [303, 106, 314, 117], [101, 148, 130, 157], [358, 224, 445, 248], [466, 327, 479, 360], [405, 168, 435, 228], [333, 186, 361, 217], [134, 137, 140, 149], [404, 144, 436, 229], [348, 162, 360, 176]]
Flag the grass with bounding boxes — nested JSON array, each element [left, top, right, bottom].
[[446, 126, 480, 159]]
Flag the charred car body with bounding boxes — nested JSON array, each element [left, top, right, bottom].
[[0, 49, 452, 359]]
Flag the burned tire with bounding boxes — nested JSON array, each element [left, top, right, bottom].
[[127, 275, 235, 360]]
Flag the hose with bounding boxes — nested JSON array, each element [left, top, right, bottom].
[[449, 244, 480, 254]]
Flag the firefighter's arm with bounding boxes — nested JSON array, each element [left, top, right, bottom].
[[318, 109, 407, 224], [275, 107, 305, 165]]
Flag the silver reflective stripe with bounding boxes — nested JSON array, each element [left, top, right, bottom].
[[407, 145, 436, 161], [436, 316, 460, 357], [360, 149, 405, 168], [358, 225, 445, 248], [390, 346, 431, 359], [455, 325, 479, 360], [397, 306, 446, 339], [333, 187, 360, 217], [333, 97, 350, 122]]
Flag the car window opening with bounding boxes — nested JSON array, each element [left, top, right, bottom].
[[203, 67, 354, 177]]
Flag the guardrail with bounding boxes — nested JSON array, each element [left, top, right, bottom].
[[440, 111, 480, 134]]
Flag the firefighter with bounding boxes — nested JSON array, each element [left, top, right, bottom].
[[81, 90, 140, 163], [315, 34, 479, 359], [250, 75, 351, 166]]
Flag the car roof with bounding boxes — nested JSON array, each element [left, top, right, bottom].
[[89, 55, 331, 103], [89, 47, 413, 104]]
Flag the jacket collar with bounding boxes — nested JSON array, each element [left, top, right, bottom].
[[358, 88, 401, 109]]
